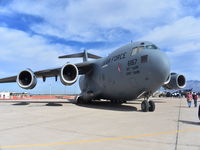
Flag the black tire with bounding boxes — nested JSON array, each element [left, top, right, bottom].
[[77, 96, 86, 104], [149, 100, 155, 112], [77, 96, 91, 104], [76, 96, 82, 104], [141, 100, 149, 112]]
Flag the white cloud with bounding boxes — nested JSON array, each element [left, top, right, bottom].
[[0, 27, 77, 74], [0, 26, 83, 94], [1, 0, 200, 83], [0, 5, 10, 14], [139, 16, 200, 53], [138, 16, 200, 80], [5, 0, 184, 42]]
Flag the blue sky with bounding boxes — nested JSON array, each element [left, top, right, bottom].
[[0, 0, 200, 94]]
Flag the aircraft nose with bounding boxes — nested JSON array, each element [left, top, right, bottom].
[[149, 50, 171, 84], [141, 50, 171, 91]]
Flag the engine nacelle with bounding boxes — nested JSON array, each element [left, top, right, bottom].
[[163, 73, 186, 90], [17, 69, 37, 89], [60, 63, 78, 85]]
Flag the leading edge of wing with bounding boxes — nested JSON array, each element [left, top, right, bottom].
[[0, 76, 16, 83], [76, 61, 95, 74], [35, 61, 94, 78], [0, 61, 95, 83]]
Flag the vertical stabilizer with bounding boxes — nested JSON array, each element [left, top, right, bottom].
[[83, 50, 88, 62]]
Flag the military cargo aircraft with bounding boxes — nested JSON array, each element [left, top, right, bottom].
[[0, 41, 186, 112]]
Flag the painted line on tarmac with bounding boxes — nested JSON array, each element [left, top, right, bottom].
[[1, 127, 200, 149]]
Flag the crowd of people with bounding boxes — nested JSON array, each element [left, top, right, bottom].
[[186, 92, 198, 107], [186, 92, 200, 120]]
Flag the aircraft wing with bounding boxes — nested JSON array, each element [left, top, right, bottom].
[[0, 61, 94, 83], [0, 76, 17, 83]]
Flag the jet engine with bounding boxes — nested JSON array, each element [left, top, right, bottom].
[[163, 73, 186, 90], [17, 69, 37, 89], [60, 63, 79, 85]]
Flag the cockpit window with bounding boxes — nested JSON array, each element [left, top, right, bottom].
[[138, 46, 144, 51], [145, 45, 158, 49], [131, 46, 144, 56], [131, 44, 159, 56], [131, 47, 137, 55]]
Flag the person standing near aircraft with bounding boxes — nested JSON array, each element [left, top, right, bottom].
[[198, 104, 200, 120], [186, 92, 192, 108], [192, 92, 198, 107]]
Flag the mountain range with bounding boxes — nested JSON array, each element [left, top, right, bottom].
[[185, 80, 200, 92]]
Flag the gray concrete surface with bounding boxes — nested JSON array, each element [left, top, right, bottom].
[[0, 98, 199, 150]]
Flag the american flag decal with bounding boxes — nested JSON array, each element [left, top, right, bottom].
[[118, 64, 121, 72]]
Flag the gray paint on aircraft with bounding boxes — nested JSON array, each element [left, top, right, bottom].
[[79, 41, 171, 101]]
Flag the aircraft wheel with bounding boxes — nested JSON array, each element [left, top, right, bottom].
[[141, 100, 149, 112], [116, 100, 123, 104], [122, 100, 127, 103], [111, 100, 115, 104], [76, 96, 82, 104], [77, 96, 85, 104], [77, 96, 91, 104], [148, 100, 155, 112]]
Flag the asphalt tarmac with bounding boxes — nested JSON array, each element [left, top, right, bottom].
[[0, 98, 199, 150]]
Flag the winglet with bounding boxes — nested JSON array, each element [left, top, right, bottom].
[[58, 50, 102, 62]]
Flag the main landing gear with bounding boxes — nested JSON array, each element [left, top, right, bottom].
[[141, 99, 155, 112], [76, 96, 91, 104]]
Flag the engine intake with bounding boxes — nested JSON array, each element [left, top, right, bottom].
[[17, 69, 37, 89], [163, 73, 186, 90], [60, 64, 78, 85]]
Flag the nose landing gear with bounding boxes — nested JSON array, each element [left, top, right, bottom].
[[141, 99, 155, 112]]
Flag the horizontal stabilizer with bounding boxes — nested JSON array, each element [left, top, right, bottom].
[[59, 53, 101, 59]]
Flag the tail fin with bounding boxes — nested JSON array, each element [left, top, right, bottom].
[[58, 50, 102, 62]]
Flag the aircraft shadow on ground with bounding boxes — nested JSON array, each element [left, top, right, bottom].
[[12, 102, 30, 106], [7, 100, 72, 107], [178, 120, 200, 125], [76, 101, 138, 112], [45, 103, 63, 106], [11, 102, 64, 107]]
